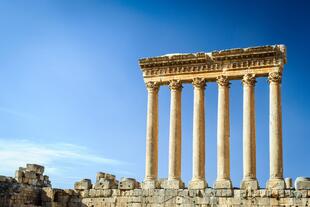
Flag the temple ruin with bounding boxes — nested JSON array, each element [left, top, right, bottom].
[[1, 45, 310, 207], [140, 44, 286, 190]]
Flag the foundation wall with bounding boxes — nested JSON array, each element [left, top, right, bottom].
[[1, 165, 310, 207]]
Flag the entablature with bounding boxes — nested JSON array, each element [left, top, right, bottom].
[[139, 45, 286, 84]]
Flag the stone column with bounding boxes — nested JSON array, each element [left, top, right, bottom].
[[240, 74, 259, 190], [142, 81, 160, 189], [163, 80, 184, 189], [267, 72, 285, 189], [214, 75, 232, 189], [189, 78, 208, 189]]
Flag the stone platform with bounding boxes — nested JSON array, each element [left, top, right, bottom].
[[1, 164, 310, 207]]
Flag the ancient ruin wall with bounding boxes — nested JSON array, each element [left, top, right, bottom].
[[1, 164, 310, 207]]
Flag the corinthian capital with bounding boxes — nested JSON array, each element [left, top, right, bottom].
[[268, 72, 282, 84], [169, 80, 183, 90], [242, 74, 256, 86], [146, 81, 159, 92], [216, 75, 230, 87], [192, 78, 206, 89]]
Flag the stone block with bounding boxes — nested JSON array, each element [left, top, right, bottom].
[[161, 179, 184, 189], [0, 175, 9, 182], [188, 179, 208, 189], [141, 179, 160, 189], [222, 189, 233, 197], [213, 179, 233, 189], [205, 188, 216, 196], [24, 171, 37, 179], [15, 170, 24, 181], [80, 190, 89, 198], [240, 179, 259, 190], [89, 189, 96, 197], [119, 178, 139, 190], [94, 178, 116, 190], [96, 172, 115, 182], [295, 177, 310, 190], [26, 164, 44, 174], [266, 178, 286, 190], [285, 177, 293, 189], [74, 179, 92, 190]]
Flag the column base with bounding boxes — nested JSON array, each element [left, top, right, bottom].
[[141, 179, 160, 189], [214, 179, 233, 189], [188, 179, 208, 189], [161, 179, 184, 189], [266, 178, 286, 190], [240, 178, 259, 190]]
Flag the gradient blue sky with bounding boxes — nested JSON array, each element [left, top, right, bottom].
[[0, 0, 309, 189]]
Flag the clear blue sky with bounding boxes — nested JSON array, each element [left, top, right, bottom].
[[0, 0, 309, 189]]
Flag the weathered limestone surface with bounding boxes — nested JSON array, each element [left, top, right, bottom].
[[295, 177, 310, 190], [139, 45, 290, 192], [214, 75, 232, 189], [189, 78, 207, 190], [1, 164, 310, 207]]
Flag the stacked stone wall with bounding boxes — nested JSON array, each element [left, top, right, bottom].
[[1, 164, 310, 207]]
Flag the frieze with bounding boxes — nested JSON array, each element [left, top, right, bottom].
[[139, 45, 286, 79]]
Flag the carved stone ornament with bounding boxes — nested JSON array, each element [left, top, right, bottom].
[[242, 74, 256, 86], [216, 75, 230, 87], [192, 78, 206, 89], [268, 72, 282, 84], [146, 81, 159, 92], [169, 80, 183, 90]]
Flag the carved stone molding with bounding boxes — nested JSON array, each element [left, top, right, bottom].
[[242, 74, 256, 86], [216, 75, 230, 87], [169, 80, 183, 90], [268, 72, 282, 84], [139, 45, 287, 80], [146, 81, 159, 92], [192, 78, 206, 89]]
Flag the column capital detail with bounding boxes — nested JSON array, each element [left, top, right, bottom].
[[242, 74, 256, 86], [268, 72, 282, 84], [192, 78, 206, 89], [216, 75, 230, 87], [169, 80, 183, 90], [146, 81, 159, 92]]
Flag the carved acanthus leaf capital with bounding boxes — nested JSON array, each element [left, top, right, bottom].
[[192, 78, 206, 89], [216, 75, 230, 87], [268, 72, 282, 84], [242, 74, 256, 86], [146, 81, 159, 92], [169, 80, 183, 90]]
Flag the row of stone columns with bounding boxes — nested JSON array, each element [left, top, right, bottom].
[[143, 72, 284, 190]]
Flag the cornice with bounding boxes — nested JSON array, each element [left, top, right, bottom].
[[139, 45, 286, 81]]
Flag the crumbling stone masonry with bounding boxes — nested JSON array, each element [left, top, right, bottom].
[[0, 164, 310, 206], [1, 45, 310, 206]]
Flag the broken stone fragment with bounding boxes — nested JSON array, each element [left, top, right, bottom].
[[24, 171, 37, 179], [118, 178, 139, 190], [285, 177, 293, 189], [295, 177, 310, 190], [26, 164, 44, 175], [96, 172, 116, 182], [94, 178, 117, 190], [74, 179, 92, 190], [0, 175, 13, 183], [15, 170, 24, 183]]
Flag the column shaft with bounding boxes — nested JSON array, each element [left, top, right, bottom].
[[189, 78, 207, 189], [163, 80, 184, 189], [267, 72, 285, 189], [241, 74, 259, 189], [143, 82, 159, 189], [214, 75, 232, 189]]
